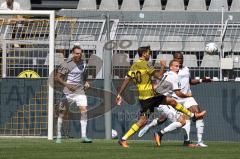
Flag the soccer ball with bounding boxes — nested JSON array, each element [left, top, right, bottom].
[[205, 43, 218, 54], [112, 129, 118, 139]]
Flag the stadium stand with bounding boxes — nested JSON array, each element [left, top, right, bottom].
[[201, 54, 220, 68], [183, 36, 205, 51], [162, 36, 183, 51], [187, 0, 206, 11], [121, 0, 140, 10], [183, 54, 198, 67], [77, 0, 97, 10], [99, 0, 119, 10], [230, 0, 240, 11], [165, 0, 185, 11], [208, 0, 228, 11], [112, 52, 130, 78], [142, 0, 162, 11]]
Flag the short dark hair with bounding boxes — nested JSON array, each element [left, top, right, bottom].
[[72, 45, 82, 53], [173, 52, 183, 58], [169, 59, 179, 67], [137, 45, 151, 57]]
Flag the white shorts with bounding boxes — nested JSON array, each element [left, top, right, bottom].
[[157, 105, 182, 122], [65, 94, 88, 107], [176, 97, 198, 109]]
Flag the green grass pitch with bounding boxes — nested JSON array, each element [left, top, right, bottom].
[[0, 139, 239, 159]]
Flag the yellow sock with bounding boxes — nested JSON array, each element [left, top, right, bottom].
[[122, 123, 140, 140], [175, 103, 193, 117]]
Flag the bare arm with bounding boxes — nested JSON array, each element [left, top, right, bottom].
[[55, 72, 77, 92], [190, 77, 212, 85], [55, 72, 68, 87], [152, 60, 166, 79], [175, 90, 192, 98]]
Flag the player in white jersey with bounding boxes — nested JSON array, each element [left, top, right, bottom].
[[55, 45, 92, 144], [174, 52, 210, 147], [139, 53, 210, 147], [139, 60, 194, 146]]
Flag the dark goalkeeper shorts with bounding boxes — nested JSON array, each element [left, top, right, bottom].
[[139, 95, 165, 117]]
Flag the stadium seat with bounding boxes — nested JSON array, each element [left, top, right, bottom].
[[113, 53, 130, 78], [183, 36, 205, 51], [0, 0, 31, 10], [162, 36, 183, 51], [183, 54, 198, 67], [232, 38, 240, 52], [77, 0, 97, 10], [187, 0, 206, 11], [142, 0, 162, 11], [88, 54, 103, 78], [121, 0, 140, 10], [230, 0, 240, 11], [165, 0, 185, 11], [154, 53, 173, 67], [208, 0, 228, 11], [44, 53, 65, 66], [201, 54, 220, 67], [223, 37, 233, 52], [226, 55, 240, 68], [112, 53, 130, 67], [99, 0, 119, 10], [139, 35, 161, 50]]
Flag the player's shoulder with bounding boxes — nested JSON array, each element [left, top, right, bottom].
[[166, 71, 178, 77], [182, 66, 190, 71]]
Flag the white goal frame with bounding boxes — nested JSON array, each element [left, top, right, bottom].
[[0, 10, 55, 140]]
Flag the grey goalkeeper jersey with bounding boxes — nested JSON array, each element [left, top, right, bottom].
[[58, 58, 87, 95]]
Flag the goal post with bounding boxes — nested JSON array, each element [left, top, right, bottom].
[[0, 10, 55, 140]]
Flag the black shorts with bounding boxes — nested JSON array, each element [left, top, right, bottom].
[[139, 95, 165, 117]]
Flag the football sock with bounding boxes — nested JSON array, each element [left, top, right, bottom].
[[161, 122, 182, 134], [122, 123, 140, 140], [196, 119, 204, 143], [57, 116, 63, 139], [175, 103, 193, 117], [148, 118, 159, 128], [80, 111, 88, 138], [182, 120, 191, 141]]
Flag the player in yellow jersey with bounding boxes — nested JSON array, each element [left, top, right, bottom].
[[116, 46, 206, 148]]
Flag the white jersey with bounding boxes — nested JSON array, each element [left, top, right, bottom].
[[0, 2, 21, 10], [178, 66, 191, 94], [163, 71, 181, 98]]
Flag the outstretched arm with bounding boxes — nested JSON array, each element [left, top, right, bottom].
[[190, 77, 211, 85], [175, 90, 192, 98]]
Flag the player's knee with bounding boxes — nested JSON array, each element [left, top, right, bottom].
[[178, 117, 186, 126], [138, 116, 148, 126], [80, 106, 87, 112], [165, 97, 177, 106], [189, 105, 200, 113]]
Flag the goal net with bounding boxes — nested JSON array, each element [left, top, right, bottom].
[[0, 10, 55, 140]]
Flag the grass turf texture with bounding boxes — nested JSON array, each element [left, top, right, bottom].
[[0, 139, 239, 159]]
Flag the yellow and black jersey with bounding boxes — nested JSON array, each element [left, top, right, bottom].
[[127, 59, 155, 100]]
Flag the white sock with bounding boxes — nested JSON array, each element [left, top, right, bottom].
[[57, 117, 63, 139], [182, 119, 191, 141], [161, 122, 182, 134], [196, 119, 204, 143], [149, 118, 159, 127], [80, 111, 87, 138]]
